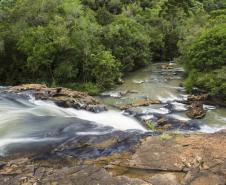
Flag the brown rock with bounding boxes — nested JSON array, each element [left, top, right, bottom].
[[148, 173, 180, 185], [187, 94, 209, 102], [8, 84, 47, 92], [190, 173, 225, 185], [119, 99, 161, 110], [6, 84, 107, 112], [186, 101, 206, 119], [1, 132, 226, 184]]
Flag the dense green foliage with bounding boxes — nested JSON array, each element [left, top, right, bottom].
[[0, 0, 225, 96], [178, 5, 226, 97]]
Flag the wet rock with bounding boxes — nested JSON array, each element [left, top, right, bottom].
[[154, 117, 199, 131], [6, 84, 106, 113], [181, 93, 226, 107], [187, 94, 209, 102], [186, 101, 206, 119], [86, 104, 108, 113], [0, 163, 6, 170], [100, 91, 128, 98], [157, 118, 168, 126], [119, 99, 161, 110]]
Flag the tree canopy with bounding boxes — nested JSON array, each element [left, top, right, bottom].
[[0, 0, 225, 96]]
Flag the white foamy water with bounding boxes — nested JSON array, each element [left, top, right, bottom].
[[0, 94, 146, 152], [200, 125, 226, 133], [65, 108, 146, 131], [168, 114, 191, 122], [157, 94, 184, 103], [0, 138, 61, 148], [203, 104, 216, 110], [171, 102, 187, 111], [28, 96, 146, 131], [144, 107, 170, 115]]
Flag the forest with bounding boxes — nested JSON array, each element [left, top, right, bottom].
[[0, 0, 225, 96]]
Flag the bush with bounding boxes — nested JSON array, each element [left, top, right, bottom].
[[64, 82, 101, 95]]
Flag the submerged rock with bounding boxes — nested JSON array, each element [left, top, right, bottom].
[[186, 101, 206, 119], [6, 84, 107, 113]]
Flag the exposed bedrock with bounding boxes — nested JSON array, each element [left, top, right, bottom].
[[1, 131, 226, 185]]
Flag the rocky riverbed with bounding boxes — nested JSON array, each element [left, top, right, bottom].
[[1, 63, 226, 185]]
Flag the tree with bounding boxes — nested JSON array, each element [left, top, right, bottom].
[[184, 24, 226, 95], [102, 16, 151, 71]]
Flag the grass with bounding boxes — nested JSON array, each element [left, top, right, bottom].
[[145, 120, 156, 131], [160, 133, 172, 141]]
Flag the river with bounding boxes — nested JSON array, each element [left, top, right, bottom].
[[0, 63, 226, 156], [100, 63, 226, 132]]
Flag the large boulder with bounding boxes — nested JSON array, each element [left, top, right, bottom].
[[186, 101, 206, 119]]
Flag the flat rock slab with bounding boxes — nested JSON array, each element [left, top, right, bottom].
[[1, 131, 226, 184]]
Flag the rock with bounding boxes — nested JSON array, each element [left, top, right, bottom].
[[157, 118, 169, 126], [189, 173, 225, 185], [119, 99, 161, 110], [101, 91, 128, 98], [0, 163, 6, 169], [8, 84, 47, 92], [6, 84, 106, 113], [86, 104, 108, 113], [128, 90, 139, 94], [186, 101, 206, 119], [1, 132, 226, 184], [187, 94, 209, 102], [155, 118, 172, 131], [148, 173, 180, 185], [181, 93, 226, 108]]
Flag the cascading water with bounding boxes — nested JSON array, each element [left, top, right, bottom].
[[0, 91, 145, 155], [1, 63, 226, 156]]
